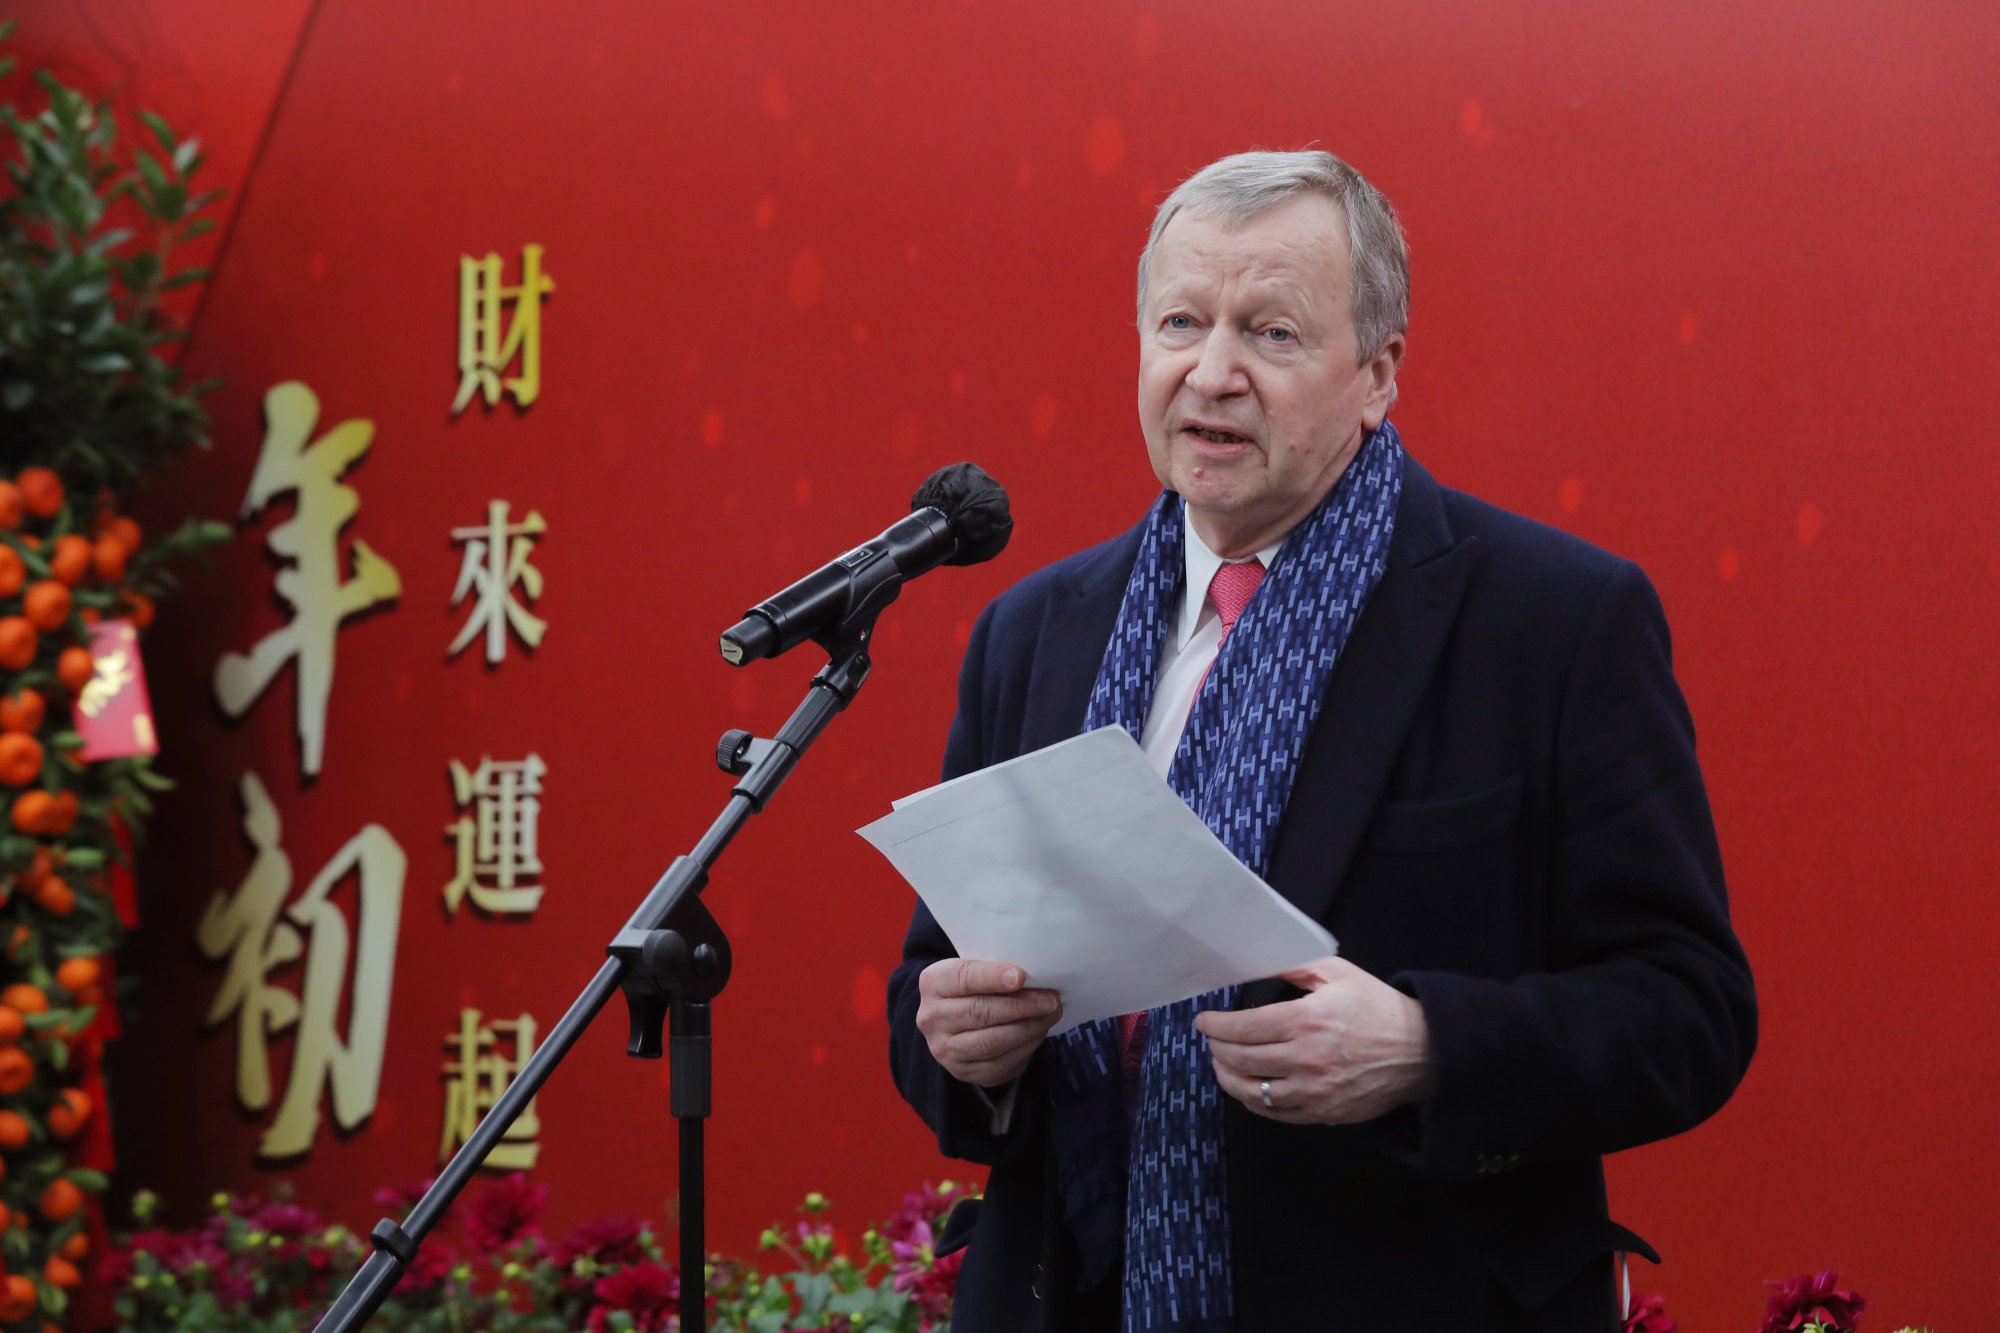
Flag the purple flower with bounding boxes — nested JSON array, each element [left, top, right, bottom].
[[1761, 1270, 1867, 1333], [587, 1261, 680, 1332], [466, 1173, 550, 1256], [1622, 1291, 1676, 1333]]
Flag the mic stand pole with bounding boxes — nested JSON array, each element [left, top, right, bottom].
[[316, 621, 879, 1333]]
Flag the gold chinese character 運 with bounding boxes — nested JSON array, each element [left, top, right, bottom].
[[443, 753, 546, 916]]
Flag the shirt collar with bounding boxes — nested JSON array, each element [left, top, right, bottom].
[[1177, 505, 1284, 651]]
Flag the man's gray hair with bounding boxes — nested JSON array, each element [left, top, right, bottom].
[[1136, 149, 1410, 364]]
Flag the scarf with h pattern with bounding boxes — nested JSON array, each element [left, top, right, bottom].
[[1047, 422, 1404, 1330]]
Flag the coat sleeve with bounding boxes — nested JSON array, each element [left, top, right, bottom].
[[885, 600, 1047, 1167], [1394, 559, 1757, 1182]]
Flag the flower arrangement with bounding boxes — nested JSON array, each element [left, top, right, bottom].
[[107, 1176, 975, 1332], [0, 20, 229, 1328], [1624, 1275, 1934, 1333]]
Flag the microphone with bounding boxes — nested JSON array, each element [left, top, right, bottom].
[[719, 463, 1012, 665]]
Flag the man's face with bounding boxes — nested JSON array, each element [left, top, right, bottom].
[[1138, 193, 1402, 557]]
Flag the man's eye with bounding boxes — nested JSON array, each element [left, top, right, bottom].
[[1264, 327, 1294, 343], [1165, 314, 1192, 330]]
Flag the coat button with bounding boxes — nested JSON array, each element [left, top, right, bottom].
[[1031, 1263, 1044, 1300]]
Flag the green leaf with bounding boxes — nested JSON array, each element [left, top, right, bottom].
[[180, 216, 218, 241], [2, 381, 31, 410], [80, 352, 131, 373], [66, 1168, 110, 1191], [138, 109, 177, 155], [162, 266, 209, 290]]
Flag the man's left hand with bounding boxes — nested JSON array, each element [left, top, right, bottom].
[[1195, 956, 1433, 1125]]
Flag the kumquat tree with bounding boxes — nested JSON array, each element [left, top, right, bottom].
[[0, 20, 230, 1328]]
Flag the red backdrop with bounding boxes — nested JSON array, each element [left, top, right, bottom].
[[5, 0, 1998, 1326]]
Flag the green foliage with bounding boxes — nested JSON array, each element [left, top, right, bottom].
[[0, 22, 225, 493]]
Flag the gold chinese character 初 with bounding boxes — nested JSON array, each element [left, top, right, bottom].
[[213, 382, 403, 779], [443, 753, 546, 916], [196, 772, 408, 1160], [454, 243, 554, 414], [447, 500, 547, 665], [439, 1007, 541, 1170]]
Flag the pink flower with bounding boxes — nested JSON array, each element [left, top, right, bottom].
[[587, 1261, 681, 1332], [880, 1182, 973, 1326], [247, 1201, 321, 1238], [1761, 1270, 1867, 1333], [1623, 1291, 1676, 1333], [466, 1173, 550, 1256]]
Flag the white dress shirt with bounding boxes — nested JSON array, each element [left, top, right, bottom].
[[1137, 508, 1284, 777]]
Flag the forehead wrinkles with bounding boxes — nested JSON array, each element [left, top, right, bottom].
[[1146, 219, 1339, 321]]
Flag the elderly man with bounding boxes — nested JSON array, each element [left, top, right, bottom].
[[886, 150, 1755, 1332]]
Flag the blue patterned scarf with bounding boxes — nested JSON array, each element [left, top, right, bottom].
[[1047, 422, 1405, 1330]]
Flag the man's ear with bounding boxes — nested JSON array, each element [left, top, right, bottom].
[[1360, 332, 1406, 429]]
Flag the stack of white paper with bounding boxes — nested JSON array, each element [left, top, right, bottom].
[[858, 726, 1336, 1034]]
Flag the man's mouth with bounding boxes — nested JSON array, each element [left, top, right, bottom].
[[1185, 426, 1251, 445]]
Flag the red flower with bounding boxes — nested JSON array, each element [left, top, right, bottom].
[[466, 1173, 549, 1256], [1761, 1270, 1867, 1333], [1623, 1292, 1676, 1333], [393, 1241, 457, 1296], [554, 1214, 650, 1273], [587, 1261, 680, 1332], [372, 1177, 437, 1217]]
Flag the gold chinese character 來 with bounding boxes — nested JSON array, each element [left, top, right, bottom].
[[447, 500, 547, 665]]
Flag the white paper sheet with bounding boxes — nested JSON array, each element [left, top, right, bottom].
[[858, 726, 1336, 1033]]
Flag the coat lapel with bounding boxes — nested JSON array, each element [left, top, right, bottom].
[[1017, 522, 1145, 753], [1263, 455, 1479, 926]]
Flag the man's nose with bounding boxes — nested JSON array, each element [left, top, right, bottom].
[[1184, 327, 1249, 398]]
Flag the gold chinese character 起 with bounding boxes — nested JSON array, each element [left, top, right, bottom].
[[439, 1007, 541, 1170], [443, 753, 546, 916], [212, 382, 402, 778], [454, 244, 554, 414]]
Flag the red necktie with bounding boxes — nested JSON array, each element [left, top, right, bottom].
[[1120, 558, 1266, 1093]]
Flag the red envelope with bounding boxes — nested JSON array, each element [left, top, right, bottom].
[[72, 619, 160, 762]]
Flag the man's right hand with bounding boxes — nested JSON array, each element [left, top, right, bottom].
[[915, 959, 1064, 1087]]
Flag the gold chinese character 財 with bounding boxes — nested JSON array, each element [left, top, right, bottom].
[[213, 382, 403, 778], [196, 772, 408, 1160], [443, 753, 546, 916], [439, 1007, 541, 1170], [448, 500, 547, 664], [454, 243, 554, 414]]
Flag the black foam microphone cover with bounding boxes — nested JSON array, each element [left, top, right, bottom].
[[912, 462, 1013, 566]]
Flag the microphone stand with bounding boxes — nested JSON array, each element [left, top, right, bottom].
[[315, 616, 881, 1333]]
